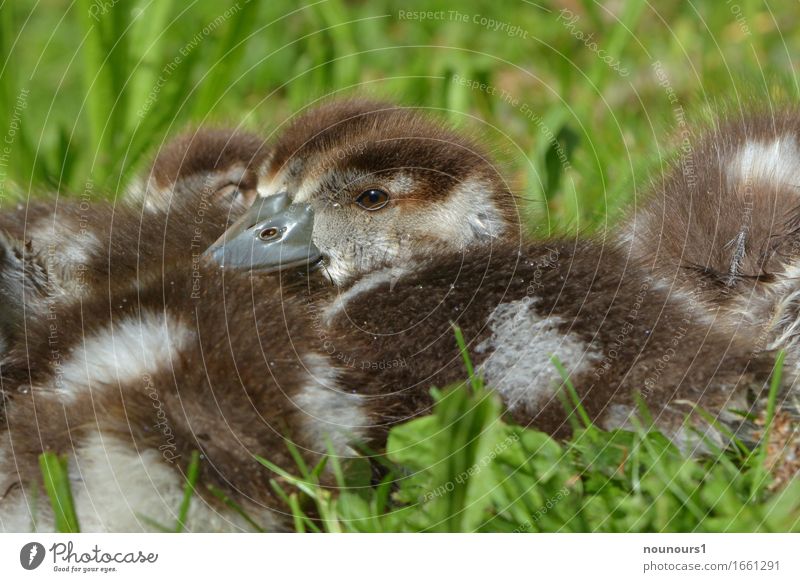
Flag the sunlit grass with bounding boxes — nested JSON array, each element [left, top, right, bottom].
[[254, 342, 799, 533], [2, 1, 797, 230]]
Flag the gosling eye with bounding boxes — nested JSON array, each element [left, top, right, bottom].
[[355, 188, 390, 211]]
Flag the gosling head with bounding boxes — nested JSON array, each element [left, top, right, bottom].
[[206, 99, 519, 285], [129, 127, 270, 215]]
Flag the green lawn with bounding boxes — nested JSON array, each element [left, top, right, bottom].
[[4, 0, 800, 531]]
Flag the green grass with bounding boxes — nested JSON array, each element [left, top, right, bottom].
[[2, 1, 798, 230], [11, 1, 800, 531], [254, 345, 799, 533], [39, 452, 80, 533]]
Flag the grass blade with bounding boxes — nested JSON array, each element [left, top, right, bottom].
[[749, 350, 786, 498], [76, 0, 116, 183], [452, 324, 479, 392], [39, 452, 80, 533], [551, 354, 593, 429], [175, 450, 201, 532], [190, 1, 261, 120]]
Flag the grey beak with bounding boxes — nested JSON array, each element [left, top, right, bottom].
[[203, 192, 322, 273]]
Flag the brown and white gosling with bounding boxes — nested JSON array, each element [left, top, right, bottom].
[[620, 107, 800, 360], [0, 100, 784, 532], [618, 107, 800, 480], [0, 127, 270, 360]]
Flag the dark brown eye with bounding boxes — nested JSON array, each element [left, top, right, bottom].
[[258, 227, 280, 241], [355, 188, 390, 210]]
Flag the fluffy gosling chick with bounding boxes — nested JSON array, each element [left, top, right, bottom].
[[0, 128, 269, 359]]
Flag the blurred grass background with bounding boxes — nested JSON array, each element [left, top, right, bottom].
[[1, 0, 797, 235]]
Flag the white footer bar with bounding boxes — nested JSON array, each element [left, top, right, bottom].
[[0, 533, 797, 581]]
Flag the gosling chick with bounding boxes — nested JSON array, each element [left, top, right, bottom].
[[0, 127, 270, 359], [620, 107, 800, 359], [618, 107, 800, 474]]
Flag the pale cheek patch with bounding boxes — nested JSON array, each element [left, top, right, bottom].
[[43, 312, 193, 403], [292, 354, 368, 458], [421, 177, 506, 248], [475, 296, 602, 414], [728, 136, 800, 191]]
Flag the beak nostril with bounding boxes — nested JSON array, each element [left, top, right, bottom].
[[258, 227, 281, 242], [205, 197, 320, 271]]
